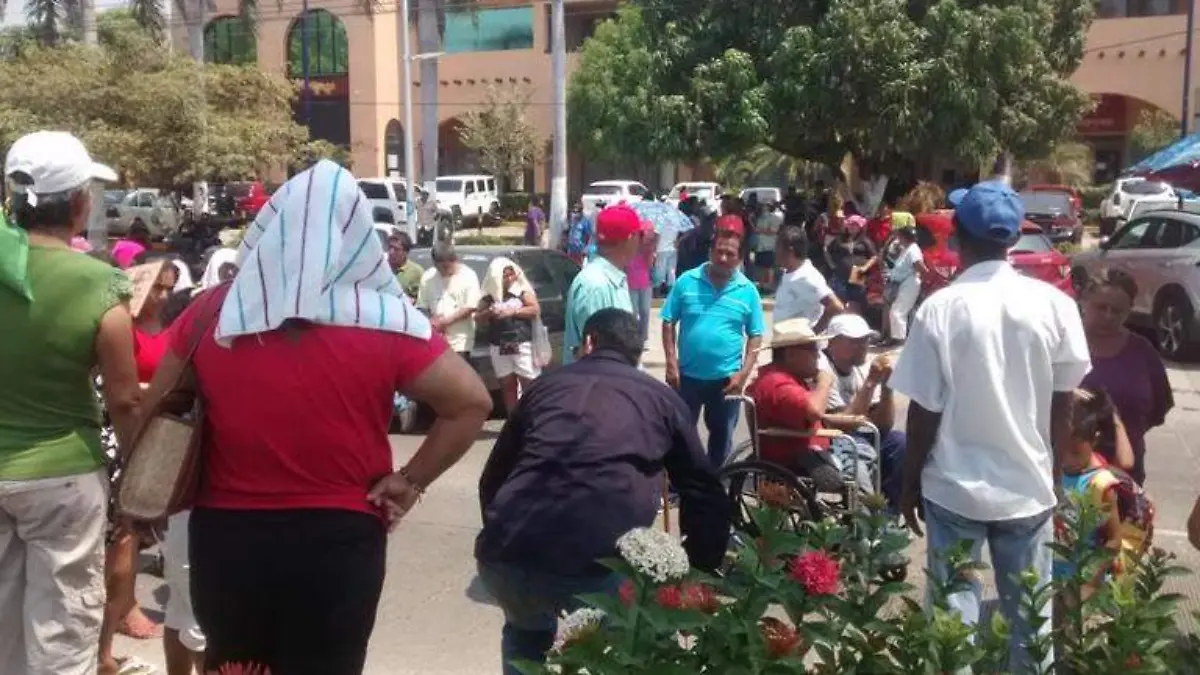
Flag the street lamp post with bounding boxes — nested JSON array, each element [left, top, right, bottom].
[[400, 0, 442, 240], [1184, 0, 1196, 137]]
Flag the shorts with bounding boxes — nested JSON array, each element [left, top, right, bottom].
[[164, 510, 206, 653], [489, 342, 540, 380], [755, 250, 776, 268]]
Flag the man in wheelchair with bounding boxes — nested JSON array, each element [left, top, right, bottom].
[[817, 313, 907, 511], [746, 317, 878, 499]]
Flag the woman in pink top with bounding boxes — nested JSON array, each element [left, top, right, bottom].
[[626, 221, 657, 349], [110, 218, 151, 269]]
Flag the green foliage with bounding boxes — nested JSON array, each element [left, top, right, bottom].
[[1080, 184, 1110, 210], [1016, 142, 1094, 189], [715, 146, 824, 190], [570, 0, 1094, 170], [498, 192, 549, 219], [0, 32, 314, 187], [527, 493, 1195, 673], [458, 85, 544, 191], [1130, 107, 1181, 164], [291, 139, 353, 172]]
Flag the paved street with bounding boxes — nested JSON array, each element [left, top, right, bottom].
[[117, 308, 1200, 674]]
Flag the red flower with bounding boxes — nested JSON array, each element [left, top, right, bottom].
[[789, 550, 840, 596], [618, 578, 636, 607], [680, 582, 719, 614], [760, 617, 801, 658], [1125, 654, 1142, 668], [656, 584, 683, 609]]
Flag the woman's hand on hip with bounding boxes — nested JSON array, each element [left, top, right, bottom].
[[367, 472, 422, 531]]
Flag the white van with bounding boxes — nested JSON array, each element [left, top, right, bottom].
[[435, 174, 500, 226], [357, 177, 408, 226]]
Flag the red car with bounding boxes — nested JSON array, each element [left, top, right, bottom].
[[231, 181, 269, 218], [917, 211, 1074, 297], [1026, 184, 1083, 213]]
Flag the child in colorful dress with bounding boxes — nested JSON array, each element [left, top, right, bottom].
[[1055, 387, 1155, 588]]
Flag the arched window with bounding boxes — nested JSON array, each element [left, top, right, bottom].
[[287, 9, 350, 78], [203, 16, 257, 65]]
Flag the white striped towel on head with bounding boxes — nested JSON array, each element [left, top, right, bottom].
[[214, 159, 432, 346]]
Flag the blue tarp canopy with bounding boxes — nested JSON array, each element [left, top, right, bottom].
[[1126, 130, 1200, 175]]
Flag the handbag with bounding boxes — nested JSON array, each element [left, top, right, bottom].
[[117, 287, 224, 522]]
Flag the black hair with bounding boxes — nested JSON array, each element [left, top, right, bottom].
[[9, 184, 80, 232], [1084, 267, 1137, 303], [1072, 387, 1118, 460], [391, 230, 414, 251], [581, 308, 642, 366], [431, 242, 457, 263], [952, 215, 1009, 261], [777, 225, 808, 260], [130, 218, 150, 239]]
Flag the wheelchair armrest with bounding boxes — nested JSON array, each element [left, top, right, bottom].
[[759, 427, 844, 440]]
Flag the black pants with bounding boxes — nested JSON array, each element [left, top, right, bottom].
[[792, 451, 844, 493], [190, 508, 387, 675]]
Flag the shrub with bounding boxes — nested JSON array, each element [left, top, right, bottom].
[[517, 492, 1196, 673], [499, 192, 551, 220], [1080, 185, 1111, 211]]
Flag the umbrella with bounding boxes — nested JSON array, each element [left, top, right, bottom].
[[630, 200, 694, 247]]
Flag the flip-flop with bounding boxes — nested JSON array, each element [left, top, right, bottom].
[[115, 656, 158, 675]]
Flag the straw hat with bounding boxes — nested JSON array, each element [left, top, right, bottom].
[[766, 318, 830, 349]]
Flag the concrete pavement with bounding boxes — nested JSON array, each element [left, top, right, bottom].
[[116, 308, 1200, 673]]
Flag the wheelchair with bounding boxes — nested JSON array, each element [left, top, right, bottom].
[[718, 395, 908, 582]]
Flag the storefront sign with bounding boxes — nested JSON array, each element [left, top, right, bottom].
[[292, 76, 349, 99], [1078, 94, 1128, 135]]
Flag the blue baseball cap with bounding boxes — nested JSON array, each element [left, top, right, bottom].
[[954, 181, 1024, 245], [947, 187, 969, 209]]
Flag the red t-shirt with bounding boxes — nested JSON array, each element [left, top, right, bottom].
[[748, 363, 829, 468], [169, 286, 448, 515], [133, 326, 170, 384]]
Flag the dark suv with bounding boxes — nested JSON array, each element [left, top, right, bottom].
[[400, 245, 581, 430]]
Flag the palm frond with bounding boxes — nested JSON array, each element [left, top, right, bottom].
[[1016, 142, 1093, 188], [25, 0, 69, 44], [127, 0, 166, 42]]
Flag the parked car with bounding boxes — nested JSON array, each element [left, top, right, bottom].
[[399, 245, 581, 432], [1072, 210, 1200, 358], [1099, 178, 1176, 236], [668, 182, 722, 211], [435, 174, 500, 227], [918, 211, 1074, 299], [580, 179, 651, 213], [228, 181, 269, 219], [359, 176, 409, 227], [1025, 184, 1082, 212], [105, 188, 180, 238], [740, 186, 783, 205], [1018, 189, 1083, 244]]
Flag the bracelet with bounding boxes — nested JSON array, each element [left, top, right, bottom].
[[398, 466, 426, 496]]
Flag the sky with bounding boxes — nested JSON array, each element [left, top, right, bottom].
[[2, 0, 173, 27]]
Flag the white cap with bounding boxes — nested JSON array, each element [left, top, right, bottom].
[[5, 131, 117, 207], [826, 313, 880, 341]]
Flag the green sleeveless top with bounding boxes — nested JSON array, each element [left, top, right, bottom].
[[0, 245, 133, 480]]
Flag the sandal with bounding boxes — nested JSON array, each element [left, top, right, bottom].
[[115, 656, 158, 675]]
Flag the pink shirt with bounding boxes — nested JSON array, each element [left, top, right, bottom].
[[111, 239, 146, 269], [625, 224, 656, 290]]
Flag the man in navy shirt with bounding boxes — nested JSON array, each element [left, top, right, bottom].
[[475, 309, 728, 675]]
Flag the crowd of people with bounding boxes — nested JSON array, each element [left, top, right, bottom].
[[2, 127, 1200, 675]]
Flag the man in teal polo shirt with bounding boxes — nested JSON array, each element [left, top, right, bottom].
[[663, 217, 765, 466], [562, 205, 641, 364]]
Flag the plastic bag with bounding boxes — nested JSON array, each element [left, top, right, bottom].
[[533, 319, 552, 367]]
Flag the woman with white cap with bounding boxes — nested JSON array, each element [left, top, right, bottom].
[[0, 131, 139, 675], [139, 160, 492, 674]]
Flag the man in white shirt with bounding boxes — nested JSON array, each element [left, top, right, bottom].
[[818, 313, 905, 511], [417, 243, 482, 357], [773, 226, 843, 332], [753, 202, 783, 288], [889, 181, 1091, 671]]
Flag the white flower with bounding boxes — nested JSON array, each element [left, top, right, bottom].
[[615, 527, 690, 583], [554, 607, 607, 651]]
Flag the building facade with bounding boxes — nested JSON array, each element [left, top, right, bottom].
[[180, 0, 1200, 190]]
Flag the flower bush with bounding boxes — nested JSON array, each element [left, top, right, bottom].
[[516, 489, 1200, 674]]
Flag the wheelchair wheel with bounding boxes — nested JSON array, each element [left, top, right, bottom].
[[719, 460, 822, 538]]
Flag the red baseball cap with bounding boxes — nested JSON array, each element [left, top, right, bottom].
[[596, 205, 643, 243], [716, 214, 745, 238]]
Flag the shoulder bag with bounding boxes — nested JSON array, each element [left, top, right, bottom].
[[117, 286, 224, 522]]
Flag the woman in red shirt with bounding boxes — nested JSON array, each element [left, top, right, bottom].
[[140, 161, 493, 675]]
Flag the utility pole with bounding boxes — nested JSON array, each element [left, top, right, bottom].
[[1184, 0, 1196, 137], [548, 0, 568, 250], [418, 0, 439, 196], [302, 0, 312, 128], [400, 0, 418, 240]]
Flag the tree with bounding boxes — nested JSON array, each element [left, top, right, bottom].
[[570, 0, 1094, 211], [714, 145, 824, 189], [458, 85, 543, 191], [0, 28, 322, 186], [1129, 107, 1179, 164], [1015, 141, 1093, 188]]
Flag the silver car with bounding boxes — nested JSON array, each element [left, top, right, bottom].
[[1072, 208, 1200, 358]]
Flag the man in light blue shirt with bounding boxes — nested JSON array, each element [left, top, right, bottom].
[[662, 216, 765, 466], [562, 205, 641, 364]]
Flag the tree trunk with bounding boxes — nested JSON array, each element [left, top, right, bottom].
[[81, 0, 97, 45], [990, 153, 1013, 185]]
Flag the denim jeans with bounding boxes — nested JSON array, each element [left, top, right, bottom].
[[876, 429, 906, 512], [923, 500, 1054, 673], [655, 249, 678, 289], [477, 561, 620, 675], [628, 287, 653, 346], [677, 375, 740, 467]]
